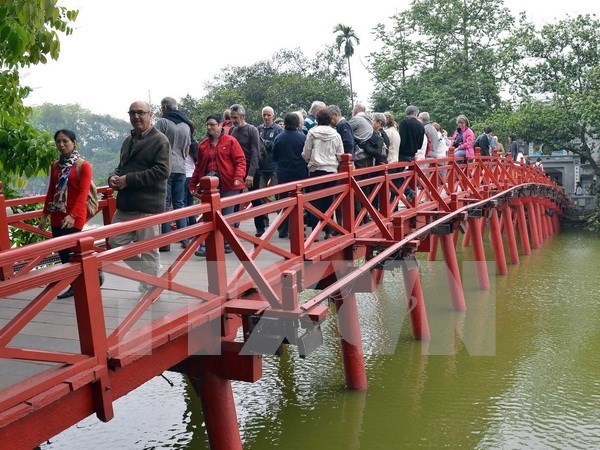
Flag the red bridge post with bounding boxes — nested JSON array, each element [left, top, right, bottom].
[[192, 372, 242, 450], [526, 198, 540, 249], [0, 183, 13, 280], [468, 216, 490, 290], [71, 236, 114, 422], [489, 208, 508, 276], [428, 234, 438, 261], [333, 248, 367, 390], [333, 292, 368, 390], [502, 204, 520, 264], [440, 232, 466, 311], [516, 200, 531, 255], [400, 255, 431, 340]]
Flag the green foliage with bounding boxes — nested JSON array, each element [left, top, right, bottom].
[[180, 47, 351, 128], [503, 14, 600, 173], [369, 0, 511, 129], [0, 0, 78, 190], [30, 103, 129, 185]]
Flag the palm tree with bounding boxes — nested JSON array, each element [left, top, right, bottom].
[[334, 24, 360, 108]]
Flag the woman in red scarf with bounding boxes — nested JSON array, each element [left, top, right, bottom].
[[39, 129, 96, 299]]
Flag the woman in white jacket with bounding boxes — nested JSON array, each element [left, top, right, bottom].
[[302, 108, 343, 238]]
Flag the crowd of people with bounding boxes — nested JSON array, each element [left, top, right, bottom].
[[39, 98, 522, 298]]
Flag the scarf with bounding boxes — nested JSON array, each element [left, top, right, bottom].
[[49, 150, 81, 213]]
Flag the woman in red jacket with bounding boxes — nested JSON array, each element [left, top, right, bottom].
[[188, 113, 246, 257], [188, 113, 246, 213], [39, 129, 96, 299]]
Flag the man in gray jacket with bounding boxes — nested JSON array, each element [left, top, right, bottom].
[[108, 100, 170, 292]]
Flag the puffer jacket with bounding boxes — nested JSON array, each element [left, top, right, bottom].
[[301, 125, 344, 173]]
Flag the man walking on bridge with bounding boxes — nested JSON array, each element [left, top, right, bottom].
[[398, 105, 425, 201], [155, 96, 192, 252], [108, 100, 170, 294]]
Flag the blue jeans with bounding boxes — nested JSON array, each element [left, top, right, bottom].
[[185, 176, 196, 227], [161, 172, 187, 234], [454, 149, 467, 158], [221, 189, 241, 216]]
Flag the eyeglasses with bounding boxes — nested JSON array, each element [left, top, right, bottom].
[[128, 110, 150, 116]]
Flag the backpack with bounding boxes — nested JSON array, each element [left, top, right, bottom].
[[359, 131, 387, 159], [53, 159, 98, 219]]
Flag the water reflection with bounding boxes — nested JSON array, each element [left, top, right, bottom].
[[43, 230, 600, 449]]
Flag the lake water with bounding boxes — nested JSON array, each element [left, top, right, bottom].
[[42, 229, 600, 449]]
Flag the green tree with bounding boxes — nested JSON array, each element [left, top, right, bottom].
[[0, 0, 78, 191], [506, 14, 600, 173], [180, 47, 351, 127], [334, 24, 360, 107], [30, 103, 129, 184], [370, 0, 512, 129]]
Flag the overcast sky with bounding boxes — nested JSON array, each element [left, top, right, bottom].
[[22, 0, 599, 122]]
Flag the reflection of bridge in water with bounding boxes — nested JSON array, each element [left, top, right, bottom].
[[0, 152, 569, 449]]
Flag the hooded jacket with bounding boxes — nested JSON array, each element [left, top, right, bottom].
[[301, 125, 343, 173]]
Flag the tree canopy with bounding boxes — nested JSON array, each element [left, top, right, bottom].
[[503, 14, 600, 171], [0, 0, 78, 192], [369, 0, 512, 130], [180, 47, 351, 129]]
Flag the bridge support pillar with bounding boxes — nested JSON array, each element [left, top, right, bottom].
[[468, 217, 490, 290], [428, 235, 438, 261], [190, 372, 242, 450], [461, 227, 471, 247], [502, 205, 519, 265], [516, 202, 531, 255], [440, 234, 466, 311], [535, 202, 545, 243], [526, 200, 540, 249], [489, 209, 508, 275], [332, 291, 368, 390], [400, 256, 430, 340], [542, 206, 551, 239]]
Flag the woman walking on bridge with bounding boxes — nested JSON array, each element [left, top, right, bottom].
[[451, 114, 475, 158], [38, 129, 99, 299], [301, 108, 343, 239]]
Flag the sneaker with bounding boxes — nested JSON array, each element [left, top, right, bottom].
[[159, 245, 171, 252], [405, 190, 416, 203], [224, 243, 233, 254], [195, 246, 206, 257], [278, 232, 289, 239], [180, 239, 191, 249], [255, 229, 265, 237], [138, 282, 149, 292]]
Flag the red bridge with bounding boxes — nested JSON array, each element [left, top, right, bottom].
[[0, 152, 568, 449]]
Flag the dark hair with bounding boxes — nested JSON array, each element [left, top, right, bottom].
[[54, 129, 77, 142], [315, 108, 332, 126], [206, 113, 222, 124], [284, 112, 300, 131], [484, 126, 493, 134]]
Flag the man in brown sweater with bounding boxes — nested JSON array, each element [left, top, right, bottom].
[[108, 100, 170, 291]]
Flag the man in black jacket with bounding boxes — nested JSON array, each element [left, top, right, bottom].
[[398, 105, 425, 202]]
